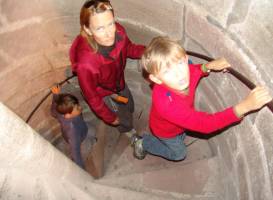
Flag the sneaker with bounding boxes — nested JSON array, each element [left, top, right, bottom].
[[130, 134, 141, 146], [133, 136, 146, 160], [124, 128, 137, 138]]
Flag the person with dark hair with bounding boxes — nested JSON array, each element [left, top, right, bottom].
[[51, 85, 96, 168], [69, 0, 145, 141]]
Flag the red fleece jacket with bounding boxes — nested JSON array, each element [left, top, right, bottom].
[[150, 64, 241, 138], [70, 23, 145, 123]]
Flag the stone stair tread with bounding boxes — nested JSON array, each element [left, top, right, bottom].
[[86, 181, 211, 200], [104, 133, 131, 174], [96, 156, 220, 197], [105, 136, 213, 177]]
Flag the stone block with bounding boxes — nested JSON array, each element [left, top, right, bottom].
[[0, 50, 11, 73], [226, 129, 239, 154], [183, 37, 212, 64], [255, 108, 273, 196], [41, 16, 80, 46], [111, 0, 184, 39], [227, 0, 252, 26], [1, 0, 81, 22], [215, 129, 238, 172], [229, 0, 273, 89], [206, 73, 243, 107], [120, 21, 160, 45], [196, 79, 226, 112], [0, 24, 55, 61], [185, 5, 264, 85], [188, 0, 236, 27], [15, 89, 49, 121], [5, 70, 66, 110], [2, 0, 54, 22], [236, 119, 273, 200], [44, 49, 70, 69], [236, 154, 250, 200], [0, 55, 52, 102]]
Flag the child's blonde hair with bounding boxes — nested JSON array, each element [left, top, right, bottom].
[[141, 36, 187, 74]]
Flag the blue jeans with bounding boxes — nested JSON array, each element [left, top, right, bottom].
[[142, 133, 187, 161]]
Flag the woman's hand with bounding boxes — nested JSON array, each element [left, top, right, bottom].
[[111, 116, 120, 126]]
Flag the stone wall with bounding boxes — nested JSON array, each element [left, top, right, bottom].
[[0, 0, 272, 199], [111, 1, 273, 199]]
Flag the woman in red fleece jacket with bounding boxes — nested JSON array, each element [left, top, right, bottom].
[[132, 36, 272, 160], [70, 0, 145, 138]]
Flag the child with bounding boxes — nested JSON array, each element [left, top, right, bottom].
[[133, 36, 272, 160], [51, 85, 96, 168]]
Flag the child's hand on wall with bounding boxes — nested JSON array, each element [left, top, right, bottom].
[[51, 85, 61, 94], [234, 86, 272, 117], [206, 57, 231, 71]]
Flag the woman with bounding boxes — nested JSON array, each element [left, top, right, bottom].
[[70, 0, 145, 138]]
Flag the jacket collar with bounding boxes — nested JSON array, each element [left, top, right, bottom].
[[97, 32, 122, 59]]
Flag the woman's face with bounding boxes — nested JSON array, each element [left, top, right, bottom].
[[88, 10, 116, 46]]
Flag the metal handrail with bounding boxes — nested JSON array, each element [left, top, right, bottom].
[[186, 51, 273, 113], [25, 51, 273, 123], [25, 74, 76, 123]]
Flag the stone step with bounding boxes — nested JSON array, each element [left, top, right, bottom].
[[86, 181, 192, 200], [96, 156, 221, 198], [105, 136, 213, 178]]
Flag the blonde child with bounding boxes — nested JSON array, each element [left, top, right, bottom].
[[133, 36, 272, 160]]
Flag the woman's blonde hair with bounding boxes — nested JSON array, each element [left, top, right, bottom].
[[141, 36, 186, 74], [80, 0, 114, 51]]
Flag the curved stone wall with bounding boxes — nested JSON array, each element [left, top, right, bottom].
[[0, 0, 272, 199]]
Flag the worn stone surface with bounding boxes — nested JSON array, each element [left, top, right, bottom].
[[0, 24, 54, 61], [185, 5, 265, 85], [5, 69, 66, 111], [121, 21, 160, 45], [44, 48, 70, 69], [236, 119, 272, 200], [236, 154, 250, 200], [183, 37, 212, 64], [255, 108, 273, 196], [1, 0, 80, 22], [187, 0, 236, 27], [42, 16, 79, 46], [228, 0, 273, 89], [0, 55, 52, 102], [111, 0, 184, 39], [227, 0, 252, 26]]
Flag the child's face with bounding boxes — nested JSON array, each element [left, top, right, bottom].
[[150, 56, 190, 92]]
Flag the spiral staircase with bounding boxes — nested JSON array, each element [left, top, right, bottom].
[[47, 58, 223, 200]]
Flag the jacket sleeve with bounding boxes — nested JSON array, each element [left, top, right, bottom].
[[157, 96, 241, 134], [77, 65, 116, 124]]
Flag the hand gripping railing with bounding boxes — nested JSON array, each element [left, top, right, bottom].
[[186, 51, 273, 113], [25, 74, 76, 123]]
